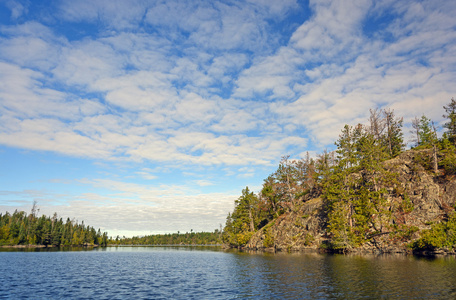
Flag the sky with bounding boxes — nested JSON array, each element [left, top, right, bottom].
[[0, 0, 455, 237]]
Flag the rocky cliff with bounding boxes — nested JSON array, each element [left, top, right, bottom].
[[245, 149, 456, 254]]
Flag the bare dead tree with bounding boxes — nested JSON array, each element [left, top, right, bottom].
[[369, 108, 386, 141], [411, 116, 420, 147]]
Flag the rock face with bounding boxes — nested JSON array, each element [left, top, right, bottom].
[[245, 149, 456, 254], [246, 197, 328, 252]]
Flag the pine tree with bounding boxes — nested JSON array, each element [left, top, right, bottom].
[[417, 115, 437, 147], [335, 124, 358, 170], [356, 132, 391, 234], [443, 97, 456, 145], [222, 187, 259, 246], [261, 177, 280, 218]]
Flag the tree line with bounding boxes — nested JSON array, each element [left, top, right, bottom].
[[223, 98, 456, 251], [0, 204, 108, 247], [109, 230, 222, 245]]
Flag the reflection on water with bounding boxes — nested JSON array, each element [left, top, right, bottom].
[[1, 247, 455, 299], [0, 245, 102, 252], [321, 254, 456, 299], [223, 250, 456, 299]]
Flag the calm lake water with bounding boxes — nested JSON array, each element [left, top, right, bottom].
[[1, 246, 456, 299]]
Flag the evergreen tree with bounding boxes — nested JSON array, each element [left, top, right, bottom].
[[356, 132, 392, 234], [417, 115, 437, 147], [335, 124, 358, 170], [323, 124, 395, 250], [443, 97, 456, 145], [261, 176, 281, 218], [314, 149, 336, 188], [222, 187, 259, 246], [0, 209, 108, 247], [274, 156, 304, 211], [301, 152, 317, 192], [259, 155, 318, 218], [323, 164, 358, 250]]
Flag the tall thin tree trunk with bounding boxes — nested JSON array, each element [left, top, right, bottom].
[[248, 208, 254, 232], [286, 173, 295, 211], [433, 144, 438, 173], [349, 204, 353, 228]]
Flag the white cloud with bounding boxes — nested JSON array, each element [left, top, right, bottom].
[[233, 47, 301, 100], [194, 180, 214, 187], [246, 0, 299, 17], [0, 22, 65, 71], [290, 0, 370, 57], [53, 40, 123, 88], [0, 182, 237, 235], [210, 109, 258, 133], [5, 0, 27, 19], [1, 0, 456, 235], [2, 0, 454, 162], [58, 0, 147, 30]]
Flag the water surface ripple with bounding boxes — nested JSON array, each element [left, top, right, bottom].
[[1, 247, 455, 299]]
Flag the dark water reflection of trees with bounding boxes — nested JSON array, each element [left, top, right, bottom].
[[229, 251, 456, 299]]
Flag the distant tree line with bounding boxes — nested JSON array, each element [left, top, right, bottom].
[[0, 205, 108, 247], [110, 230, 222, 245], [223, 98, 456, 251]]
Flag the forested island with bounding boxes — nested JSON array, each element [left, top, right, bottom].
[[222, 98, 456, 254], [0, 203, 108, 247]]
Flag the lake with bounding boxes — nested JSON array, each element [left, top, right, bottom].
[[1, 246, 455, 299]]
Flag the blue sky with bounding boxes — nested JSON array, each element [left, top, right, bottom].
[[0, 0, 455, 237]]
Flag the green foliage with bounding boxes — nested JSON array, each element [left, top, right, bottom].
[[440, 153, 456, 175], [413, 151, 433, 170], [303, 233, 314, 246], [315, 150, 336, 182], [410, 212, 456, 251], [389, 224, 419, 242], [235, 231, 253, 246], [221, 103, 456, 252], [0, 210, 108, 247], [443, 97, 456, 145], [439, 136, 456, 175], [111, 230, 222, 246], [335, 124, 359, 170], [263, 227, 274, 248], [222, 187, 260, 247], [399, 195, 414, 214], [322, 120, 398, 251], [323, 169, 358, 250], [260, 154, 317, 218], [416, 115, 438, 148]]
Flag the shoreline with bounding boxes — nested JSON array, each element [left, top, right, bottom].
[[0, 244, 50, 248], [229, 245, 456, 257], [0, 244, 100, 248]]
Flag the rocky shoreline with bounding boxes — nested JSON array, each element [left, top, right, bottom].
[[231, 150, 456, 256]]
